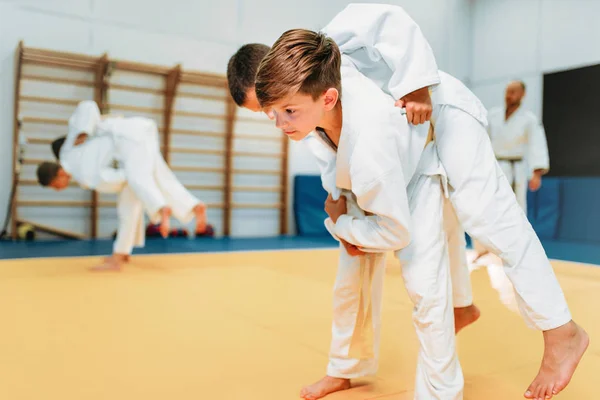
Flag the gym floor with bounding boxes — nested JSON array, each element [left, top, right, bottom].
[[0, 238, 598, 399]]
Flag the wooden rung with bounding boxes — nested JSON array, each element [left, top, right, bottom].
[[17, 200, 112, 207], [170, 166, 225, 173], [22, 158, 48, 165], [185, 184, 225, 191], [21, 95, 81, 107], [170, 147, 225, 156], [25, 46, 100, 62], [108, 103, 163, 114], [233, 151, 283, 158], [179, 73, 227, 88], [112, 60, 170, 76], [26, 138, 53, 145], [172, 110, 227, 120], [234, 134, 281, 142], [232, 168, 280, 176], [170, 128, 225, 138], [176, 91, 227, 101], [205, 203, 225, 208], [108, 83, 165, 95], [22, 55, 97, 71], [21, 116, 68, 126], [23, 52, 98, 66], [232, 186, 282, 193], [235, 116, 273, 125], [19, 179, 78, 188], [21, 74, 95, 87], [231, 203, 283, 209], [112, 60, 170, 75], [16, 219, 86, 240]]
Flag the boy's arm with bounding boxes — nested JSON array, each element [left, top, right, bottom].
[[332, 166, 411, 252], [527, 120, 550, 175], [62, 101, 101, 156], [526, 120, 549, 191]]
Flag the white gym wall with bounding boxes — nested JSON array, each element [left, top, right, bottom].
[[0, 0, 476, 236]]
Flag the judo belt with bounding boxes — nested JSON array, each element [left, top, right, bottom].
[[497, 156, 523, 163], [497, 156, 523, 191], [425, 119, 435, 147]]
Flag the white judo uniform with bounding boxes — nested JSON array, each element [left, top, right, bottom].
[[301, 58, 463, 399], [323, 3, 571, 339], [488, 106, 550, 211], [60, 101, 202, 255]]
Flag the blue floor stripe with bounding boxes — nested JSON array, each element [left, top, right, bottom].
[[0, 236, 598, 266], [0, 235, 339, 260], [540, 240, 600, 266]]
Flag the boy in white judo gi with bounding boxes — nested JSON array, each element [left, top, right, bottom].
[[36, 101, 207, 270], [256, 28, 463, 399]]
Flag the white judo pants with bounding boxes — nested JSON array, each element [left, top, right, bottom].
[[435, 105, 571, 330], [113, 185, 145, 255], [498, 159, 528, 211], [114, 119, 201, 225], [328, 144, 463, 399]]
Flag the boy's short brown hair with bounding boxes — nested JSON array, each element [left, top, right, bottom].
[[227, 43, 270, 106], [36, 162, 61, 186], [255, 29, 341, 108]]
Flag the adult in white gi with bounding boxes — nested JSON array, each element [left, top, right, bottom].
[[38, 101, 207, 270], [488, 81, 549, 210], [256, 30, 463, 399], [323, 4, 588, 400]]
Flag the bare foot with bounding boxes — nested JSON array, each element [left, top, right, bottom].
[[159, 207, 172, 238], [472, 250, 490, 263], [103, 254, 130, 263], [524, 321, 589, 400], [91, 255, 124, 271], [454, 304, 481, 334], [194, 203, 207, 234], [300, 376, 351, 400]]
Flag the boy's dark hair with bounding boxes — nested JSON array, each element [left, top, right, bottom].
[[36, 162, 61, 186], [255, 29, 341, 108], [51, 136, 66, 160], [227, 43, 270, 106]]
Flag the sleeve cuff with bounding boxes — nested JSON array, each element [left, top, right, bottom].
[[390, 75, 441, 101], [333, 214, 354, 242]]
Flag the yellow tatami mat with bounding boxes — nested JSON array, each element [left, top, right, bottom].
[[0, 249, 597, 399]]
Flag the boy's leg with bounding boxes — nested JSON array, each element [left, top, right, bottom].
[[444, 199, 481, 333], [118, 138, 168, 224], [153, 155, 206, 233], [326, 248, 386, 378], [301, 195, 386, 400], [93, 186, 144, 271], [396, 146, 463, 399], [434, 105, 588, 398], [116, 121, 172, 236]]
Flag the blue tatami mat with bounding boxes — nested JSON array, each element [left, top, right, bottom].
[[0, 235, 338, 260]]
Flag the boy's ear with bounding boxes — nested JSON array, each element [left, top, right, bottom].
[[323, 88, 339, 111]]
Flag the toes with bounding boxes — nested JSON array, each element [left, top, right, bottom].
[[537, 384, 548, 400], [553, 379, 568, 395], [545, 384, 554, 399], [525, 385, 535, 399]]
